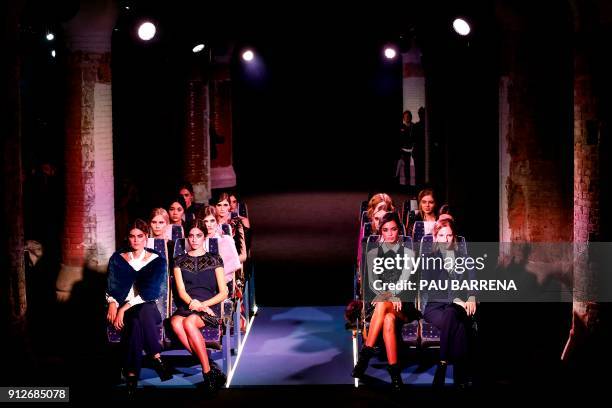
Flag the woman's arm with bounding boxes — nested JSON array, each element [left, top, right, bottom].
[[200, 267, 229, 312], [237, 224, 247, 263], [173, 266, 199, 309]]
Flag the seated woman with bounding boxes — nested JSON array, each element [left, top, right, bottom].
[[356, 193, 396, 269], [229, 192, 251, 253], [407, 188, 439, 238], [200, 205, 242, 295], [105, 219, 172, 395], [422, 219, 476, 388], [170, 219, 229, 393], [212, 192, 247, 264], [168, 196, 188, 232], [178, 182, 203, 226], [148, 208, 174, 257], [352, 212, 417, 391]]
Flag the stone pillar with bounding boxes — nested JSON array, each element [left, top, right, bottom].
[[56, 0, 117, 301], [210, 59, 237, 189], [562, 0, 602, 362], [2, 0, 27, 323], [184, 66, 211, 203]]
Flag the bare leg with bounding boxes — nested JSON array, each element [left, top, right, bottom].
[[171, 315, 193, 353], [382, 313, 398, 364], [365, 302, 393, 347], [183, 314, 211, 373]]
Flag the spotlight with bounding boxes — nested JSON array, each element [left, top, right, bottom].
[[453, 18, 471, 36], [242, 50, 254, 62], [51, 50, 56, 58], [384, 47, 397, 60], [137, 21, 156, 41], [192, 43, 205, 53], [46, 33, 55, 41]]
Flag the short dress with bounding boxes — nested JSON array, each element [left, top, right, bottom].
[[173, 252, 224, 326]]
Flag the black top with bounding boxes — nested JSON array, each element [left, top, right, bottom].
[[174, 252, 224, 316]]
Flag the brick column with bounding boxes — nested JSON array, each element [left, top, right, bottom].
[[562, 3, 601, 360], [210, 61, 237, 189], [184, 67, 211, 203], [56, 0, 117, 301]]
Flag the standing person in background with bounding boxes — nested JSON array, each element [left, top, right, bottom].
[[179, 182, 203, 226], [396, 110, 416, 188], [413, 107, 426, 187]]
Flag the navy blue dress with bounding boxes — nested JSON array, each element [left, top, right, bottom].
[[173, 253, 224, 325]]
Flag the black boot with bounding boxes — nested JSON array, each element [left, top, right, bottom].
[[201, 370, 217, 396], [125, 375, 138, 398], [152, 356, 173, 381], [209, 364, 227, 389], [387, 363, 403, 392], [352, 346, 375, 379], [433, 361, 448, 388]]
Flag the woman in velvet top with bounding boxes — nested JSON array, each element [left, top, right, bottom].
[[422, 219, 476, 388], [106, 219, 172, 393]]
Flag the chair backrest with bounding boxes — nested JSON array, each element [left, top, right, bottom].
[[173, 237, 219, 259], [360, 210, 368, 226], [412, 221, 426, 243], [238, 202, 249, 218], [363, 222, 373, 238], [221, 223, 232, 236], [171, 224, 184, 241], [360, 200, 368, 214]]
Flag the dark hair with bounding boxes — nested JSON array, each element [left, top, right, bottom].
[[213, 192, 231, 205], [169, 196, 187, 212], [178, 182, 194, 195], [417, 188, 437, 214], [126, 219, 149, 237], [379, 212, 402, 234], [189, 218, 207, 233]]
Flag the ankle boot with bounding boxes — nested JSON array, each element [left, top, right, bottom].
[[201, 370, 217, 395], [387, 363, 403, 392], [351, 346, 375, 379], [210, 365, 227, 389], [126, 375, 138, 398], [152, 357, 173, 381], [433, 361, 448, 388]]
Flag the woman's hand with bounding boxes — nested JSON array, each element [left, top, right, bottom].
[[392, 301, 402, 312], [188, 299, 202, 311], [198, 305, 216, 316], [113, 308, 126, 330], [464, 299, 477, 316], [107, 302, 118, 324]]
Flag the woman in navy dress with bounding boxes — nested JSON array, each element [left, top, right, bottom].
[[170, 219, 229, 392]]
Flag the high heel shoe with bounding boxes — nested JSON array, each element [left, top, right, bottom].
[[152, 357, 173, 381], [351, 346, 375, 379], [387, 363, 403, 392], [209, 364, 227, 389]]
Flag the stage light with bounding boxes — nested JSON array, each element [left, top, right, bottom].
[[46, 33, 55, 41], [51, 50, 56, 58], [192, 43, 205, 53], [242, 49, 254, 62], [137, 21, 156, 41], [453, 18, 471, 36], [384, 47, 397, 59]]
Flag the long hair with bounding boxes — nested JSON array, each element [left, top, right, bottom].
[[366, 193, 395, 223], [417, 188, 437, 216]]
